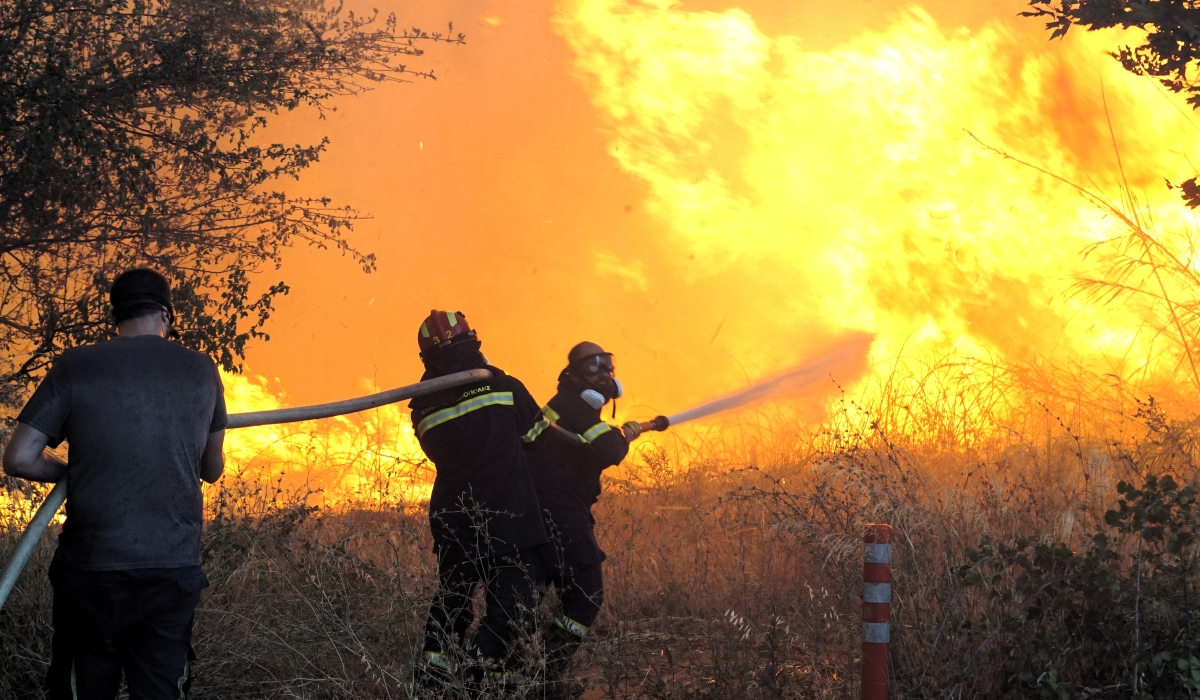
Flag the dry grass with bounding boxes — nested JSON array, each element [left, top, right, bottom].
[[0, 351, 1188, 699]]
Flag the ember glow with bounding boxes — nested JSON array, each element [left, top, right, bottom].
[[221, 371, 431, 508], [235, 0, 1200, 483]]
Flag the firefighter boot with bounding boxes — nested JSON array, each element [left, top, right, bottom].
[[413, 650, 455, 698], [543, 620, 585, 699]]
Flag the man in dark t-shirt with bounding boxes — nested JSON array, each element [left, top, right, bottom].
[[3, 268, 227, 700]]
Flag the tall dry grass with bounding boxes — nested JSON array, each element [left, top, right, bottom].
[[0, 351, 1189, 699]]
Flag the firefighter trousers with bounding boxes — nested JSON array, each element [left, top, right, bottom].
[[535, 528, 604, 632], [422, 542, 540, 669]]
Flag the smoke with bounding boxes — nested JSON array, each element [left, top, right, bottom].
[[666, 332, 874, 426]]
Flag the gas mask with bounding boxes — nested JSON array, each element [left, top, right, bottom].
[[570, 352, 622, 410]]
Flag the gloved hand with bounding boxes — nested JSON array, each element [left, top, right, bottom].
[[621, 421, 642, 441]]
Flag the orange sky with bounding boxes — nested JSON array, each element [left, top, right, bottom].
[[241, 0, 1200, 425]]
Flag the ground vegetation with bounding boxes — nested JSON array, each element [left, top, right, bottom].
[[2, 338, 1199, 698]]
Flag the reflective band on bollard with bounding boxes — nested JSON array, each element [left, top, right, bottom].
[[862, 582, 891, 604], [863, 622, 891, 644], [862, 524, 892, 700], [864, 543, 891, 563]]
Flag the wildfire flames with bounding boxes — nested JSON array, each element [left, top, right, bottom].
[[221, 371, 431, 508], [224, 0, 1200, 496], [556, 1, 1200, 379]]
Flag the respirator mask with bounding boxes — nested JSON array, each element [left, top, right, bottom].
[[572, 352, 622, 411]]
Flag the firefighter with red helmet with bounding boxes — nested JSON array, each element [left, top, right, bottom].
[[409, 310, 548, 693], [523, 341, 644, 696]]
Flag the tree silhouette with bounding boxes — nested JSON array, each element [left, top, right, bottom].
[[0, 0, 463, 400], [1024, 1, 1200, 207]]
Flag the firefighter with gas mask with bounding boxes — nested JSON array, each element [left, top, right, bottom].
[[523, 342, 644, 696], [409, 310, 548, 693]]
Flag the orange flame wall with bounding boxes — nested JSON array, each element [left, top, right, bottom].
[[240, 0, 1200, 439]]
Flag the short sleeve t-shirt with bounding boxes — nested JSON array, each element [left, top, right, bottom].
[[18, 335, 227, 571]]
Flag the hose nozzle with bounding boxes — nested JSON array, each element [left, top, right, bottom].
[[638, 415, 670, 433]]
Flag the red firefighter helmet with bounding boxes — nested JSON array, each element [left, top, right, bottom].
[[417, 309, 476, 358]]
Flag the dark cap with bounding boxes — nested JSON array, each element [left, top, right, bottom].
[[111, 268, 173, 322]]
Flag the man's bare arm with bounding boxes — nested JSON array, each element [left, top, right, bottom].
[[3, 423, 66, 483], [199, 429, 225, 484]]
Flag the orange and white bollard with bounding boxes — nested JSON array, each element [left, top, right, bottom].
[[862, 524, 892, 700]]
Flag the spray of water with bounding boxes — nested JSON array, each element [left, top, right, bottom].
[[666, 332, 875, 426]]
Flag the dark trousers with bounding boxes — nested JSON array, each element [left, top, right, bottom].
[[422, 543, 540, 669], [45, 564, 205, 700], [536, 528, 605, 632]]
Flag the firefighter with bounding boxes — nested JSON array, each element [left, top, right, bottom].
[[524, 341, 643, 696], [409, 310, 548, 693], [2, 268, 226, 700]]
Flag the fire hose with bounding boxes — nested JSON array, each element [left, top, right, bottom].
[[537, 333, 875, 446], [0, 333, 868, 611], [0, 368, 492, 612], [547, 415, 670, 446]]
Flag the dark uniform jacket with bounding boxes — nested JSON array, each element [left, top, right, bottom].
[[525, 386, 629, 546], [411, 364, 548, 555]]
